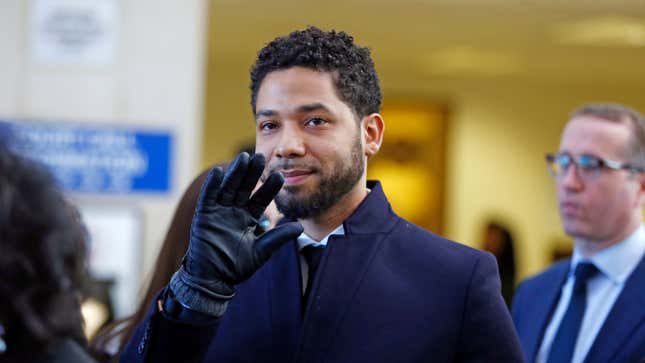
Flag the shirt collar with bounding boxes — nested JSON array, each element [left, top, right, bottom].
[[571, 224, 645, 284], [297, 225, 345, 251]]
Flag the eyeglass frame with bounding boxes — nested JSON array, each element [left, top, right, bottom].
[[545, 152, 645, 180]]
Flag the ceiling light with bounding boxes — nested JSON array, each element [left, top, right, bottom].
[[551, 16, 645, 47], [423, 46, 522, 76]]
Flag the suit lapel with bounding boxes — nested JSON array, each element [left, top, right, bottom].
[[584, 255, 645, 362], [525, 262, 570, 363]]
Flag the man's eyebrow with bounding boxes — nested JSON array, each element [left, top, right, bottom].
[[255, 109, 278, 118], [256, 103, 332, 119], [296, 103, 331, 113]]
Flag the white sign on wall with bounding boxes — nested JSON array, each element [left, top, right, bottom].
[[30, 0, 118, 66], [80, 205, 141, 318]]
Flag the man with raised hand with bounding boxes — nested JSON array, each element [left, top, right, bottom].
[[121, 27, 522, 363]]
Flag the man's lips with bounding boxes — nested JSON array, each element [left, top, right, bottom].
[[560, 201, 581, 216], [279, 169, 313, 185]]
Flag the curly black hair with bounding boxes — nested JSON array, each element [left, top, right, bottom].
[[250, 26, 382, 119], [0, 144, 88, 357]]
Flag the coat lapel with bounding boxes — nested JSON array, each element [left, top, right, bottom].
[[295, 181, 398, 363], [267, 241, 303, 360], [584, 255, 645, 362]]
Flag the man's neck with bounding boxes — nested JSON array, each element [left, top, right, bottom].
[[575, 219, 642, 258], [299, 184, 369, 241]]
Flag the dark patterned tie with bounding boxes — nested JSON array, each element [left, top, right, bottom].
[[301, 244, 325, 314], [546, 262, 599, 363]]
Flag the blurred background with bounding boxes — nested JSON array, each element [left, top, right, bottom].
[[1, 0, 645, 337]]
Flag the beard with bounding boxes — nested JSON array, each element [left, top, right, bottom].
[[271, 135, 364, 220]]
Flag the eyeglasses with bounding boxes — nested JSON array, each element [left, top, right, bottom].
[[545, 153, 644, 180]]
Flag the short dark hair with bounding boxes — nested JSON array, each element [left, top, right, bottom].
[[0, 145, 88, 355], [570, 103, 645, 169], [250, 26, 382, 119]]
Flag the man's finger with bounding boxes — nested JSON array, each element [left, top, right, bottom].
[[248, 172, 284, 219], [234, 153, 265, 206], [255, 222, 304, 260], [218, 152, 250, 206], [196, 166, 224, 208]]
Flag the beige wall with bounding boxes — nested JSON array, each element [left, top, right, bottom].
[[202, 57, 257, 164], [441, 82, 645, 279]]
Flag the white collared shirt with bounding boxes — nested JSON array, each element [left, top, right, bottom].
[[536, 224, 645, 363], [296, 225, 345, 293]]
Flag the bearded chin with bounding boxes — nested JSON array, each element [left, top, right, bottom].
[[275, 189, 317, 219], [274, 139, 364, 220]]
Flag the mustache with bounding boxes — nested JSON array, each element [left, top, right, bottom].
[[261, 161, 319, 180]]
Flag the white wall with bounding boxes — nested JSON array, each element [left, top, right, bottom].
[[0, 0, 208, 316]]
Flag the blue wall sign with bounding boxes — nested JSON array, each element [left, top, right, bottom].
[[0, 120, 173, 194]]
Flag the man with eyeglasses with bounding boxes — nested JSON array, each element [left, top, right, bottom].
[[512, 103, 645, 363]]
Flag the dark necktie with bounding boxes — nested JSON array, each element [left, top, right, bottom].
[[301, 244, 325, 313], [546, 262, 599, 363]]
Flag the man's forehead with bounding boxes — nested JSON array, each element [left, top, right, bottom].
[[559, 116, 632, 155], [258, 67, 337, 94]]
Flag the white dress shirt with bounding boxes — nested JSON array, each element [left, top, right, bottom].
[[536, 224, 645, 363], [296, 225, 345, 293]]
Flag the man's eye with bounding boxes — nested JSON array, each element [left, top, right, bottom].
[[579, 156, 601, 169], [260, 122, 277, 131], [305, 117, 326, 127], [556, 155, 572, 167]]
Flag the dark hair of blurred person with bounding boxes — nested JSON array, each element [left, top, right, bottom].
[[0, 145, 95, 362], [482, 221, 517, 307], [88, 168, 210, 362]]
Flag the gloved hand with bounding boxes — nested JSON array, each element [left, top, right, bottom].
[[170, 152, 303, 316]]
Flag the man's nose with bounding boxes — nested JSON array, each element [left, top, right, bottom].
[[275, 126, 306, 158], [559, 163, 584, 191]]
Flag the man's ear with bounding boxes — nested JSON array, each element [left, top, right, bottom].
[[636, 172, 645, 207], [361, 113, 384, 158]]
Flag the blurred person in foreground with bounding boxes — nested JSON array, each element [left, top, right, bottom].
[[121, 26, 523, 363], [512, 103, 645, 363], [0, 144, 95, 362]]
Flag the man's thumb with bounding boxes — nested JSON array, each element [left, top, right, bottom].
[[255, 222, 304, 258]]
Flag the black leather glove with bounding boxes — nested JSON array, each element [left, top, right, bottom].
[[169, 152, 303, 316]]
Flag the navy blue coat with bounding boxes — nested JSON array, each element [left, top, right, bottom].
[[122, 181, 523, 363], [511, 256, 645, 363]]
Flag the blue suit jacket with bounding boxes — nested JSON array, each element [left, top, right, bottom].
[[122, 181, 523, 363], [511, 256, 645, 363]]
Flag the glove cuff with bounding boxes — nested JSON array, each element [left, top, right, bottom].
[[169, 267, 235, 317]]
